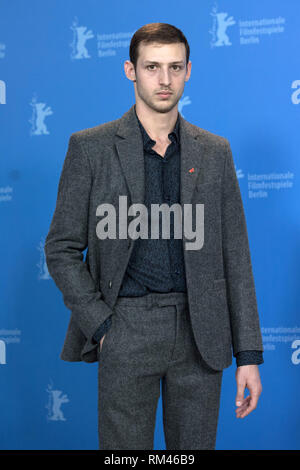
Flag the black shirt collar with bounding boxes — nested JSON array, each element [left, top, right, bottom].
[[134, 104, 180, 150]]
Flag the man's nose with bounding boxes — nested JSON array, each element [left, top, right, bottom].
[[158, 68, 171, 86]]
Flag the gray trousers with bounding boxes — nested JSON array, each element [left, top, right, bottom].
[[97, 291, 223, 450]]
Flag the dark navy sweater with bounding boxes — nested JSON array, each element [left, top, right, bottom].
[[92, 105, 264, 368]]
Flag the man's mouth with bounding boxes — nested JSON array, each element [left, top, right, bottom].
[[157, 91, 172, 98]]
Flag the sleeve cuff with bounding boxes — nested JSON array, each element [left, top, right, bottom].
[[92, 315, 113, 344], [235, 350, 264, 367]]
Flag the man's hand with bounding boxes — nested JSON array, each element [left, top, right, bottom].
[[99, 334, 106, 352], [235, 365, 262, 418]]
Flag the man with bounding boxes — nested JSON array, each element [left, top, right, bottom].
[[45, 23, 264, 450]]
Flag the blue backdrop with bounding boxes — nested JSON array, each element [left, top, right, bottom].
[[0, 0, 299, 450]]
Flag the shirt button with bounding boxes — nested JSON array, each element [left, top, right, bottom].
[[108, 280, 112, 288]]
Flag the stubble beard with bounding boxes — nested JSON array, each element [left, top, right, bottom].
[[135, 77, 182, 115]]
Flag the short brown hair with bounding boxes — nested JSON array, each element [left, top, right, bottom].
[[130, 23, 190, 69]]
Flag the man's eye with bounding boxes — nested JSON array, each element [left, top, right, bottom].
[[146, 65, 182, 71]]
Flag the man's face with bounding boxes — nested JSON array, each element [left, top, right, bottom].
[[128, 42, 191, 114]]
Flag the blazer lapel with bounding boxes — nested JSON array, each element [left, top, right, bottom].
[[179, 116, 206, 207], [114, 104, 206, 207], [115, 106, 145, 205]]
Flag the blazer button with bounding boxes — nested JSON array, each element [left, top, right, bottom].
[[108, 280, 112, 288]]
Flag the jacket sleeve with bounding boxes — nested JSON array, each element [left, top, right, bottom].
[[221, 139, 264, 356], [44, 133, 114, 343]]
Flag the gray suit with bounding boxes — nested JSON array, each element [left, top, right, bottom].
[[45, 104, 263, 373]]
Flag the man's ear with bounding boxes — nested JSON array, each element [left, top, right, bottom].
[[124, 60, 136, 82], [185, 61, 192, 82]]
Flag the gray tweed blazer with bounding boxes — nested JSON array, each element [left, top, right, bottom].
[[44, 104, 263, 371]]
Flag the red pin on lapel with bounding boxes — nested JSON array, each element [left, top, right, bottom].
[[188, 167, 195, 173]]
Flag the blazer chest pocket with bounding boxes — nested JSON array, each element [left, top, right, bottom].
[[193, 179, 222, 206], [213, 278, 227, 289], [195, 178, 221, 191]]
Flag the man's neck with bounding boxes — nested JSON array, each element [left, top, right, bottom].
[[134, 103, 178, 143]]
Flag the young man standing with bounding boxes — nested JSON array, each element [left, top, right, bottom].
[[45, 23, 264, 450]]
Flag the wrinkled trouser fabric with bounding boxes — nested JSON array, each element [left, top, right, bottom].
[[97, 291, 223, 450]]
